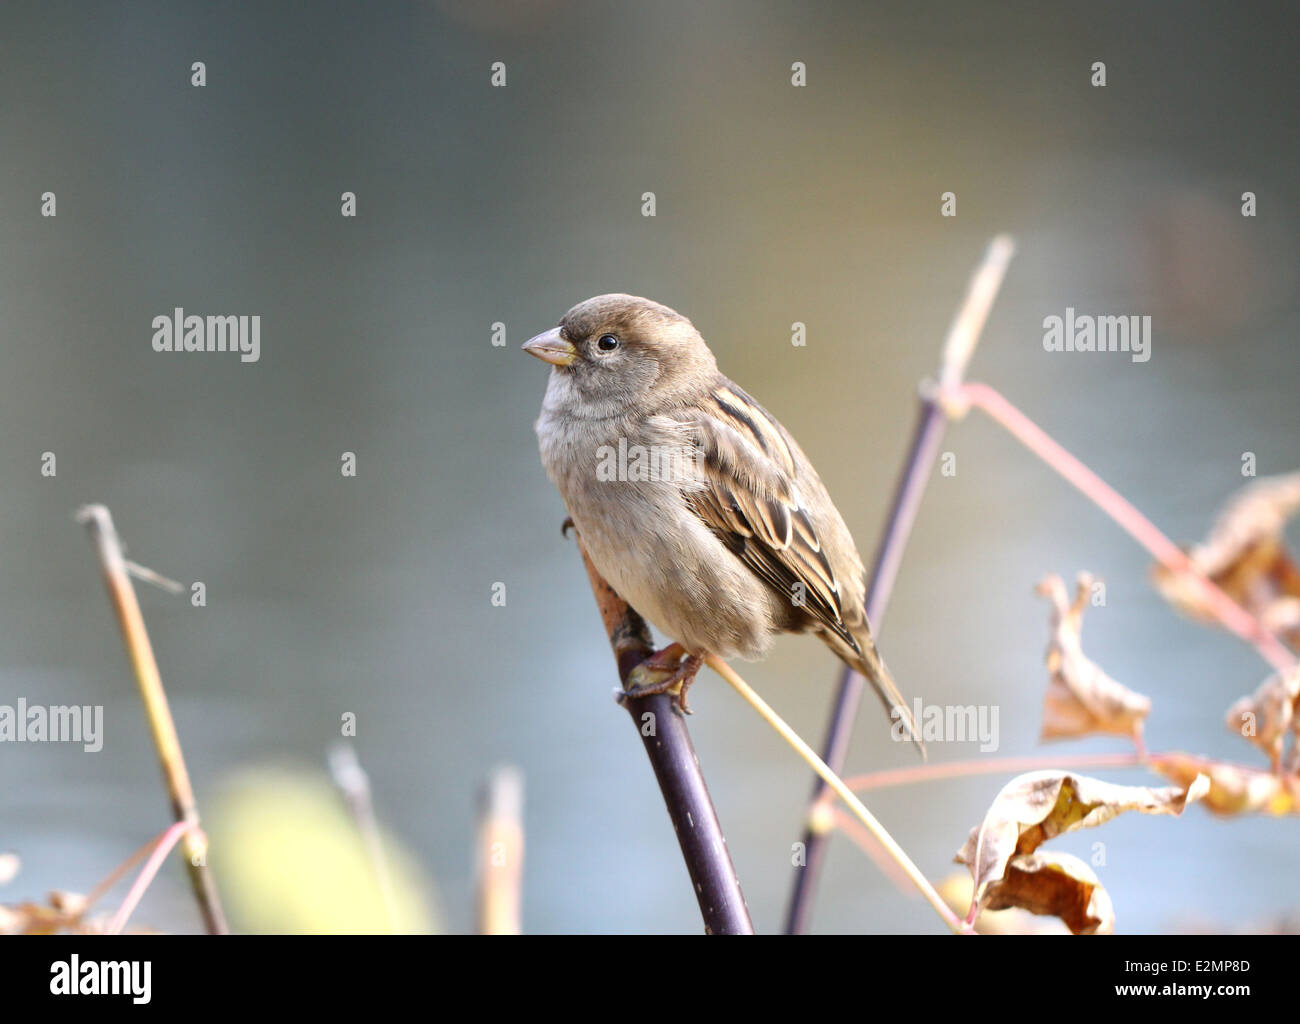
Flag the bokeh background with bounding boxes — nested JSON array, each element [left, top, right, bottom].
[[1, 0, 1297, 933]]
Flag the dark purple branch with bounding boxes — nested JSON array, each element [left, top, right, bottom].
[[573, 536, 753, 935], [783, 235, 1015, 934]]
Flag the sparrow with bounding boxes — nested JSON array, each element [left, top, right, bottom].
[[524, 293, 918, 748]]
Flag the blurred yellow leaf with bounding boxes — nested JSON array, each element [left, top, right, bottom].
[[210, 766, 439, 934]]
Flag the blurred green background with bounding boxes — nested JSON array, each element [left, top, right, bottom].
[[1, 0, 1297, 933]]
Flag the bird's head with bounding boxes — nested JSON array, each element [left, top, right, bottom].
[[523, 294, 716, 418]]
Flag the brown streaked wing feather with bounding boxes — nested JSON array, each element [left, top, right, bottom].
[[680, 383, 858, 650]]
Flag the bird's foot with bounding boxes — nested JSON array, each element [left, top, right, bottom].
[[622, 644, 703, 714]]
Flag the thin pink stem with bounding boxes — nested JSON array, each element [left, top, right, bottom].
[[107, 821, 196, 935], [81, 826, 175, 915], [841, 751, 1145, 793], [952, 382, 1296, 672], [841, 749, 1277, 794]]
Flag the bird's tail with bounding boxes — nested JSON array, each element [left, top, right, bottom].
[[858, 642, 924, 758], [831, 628, 925, 760]]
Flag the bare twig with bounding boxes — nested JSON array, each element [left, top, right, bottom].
[[571, 533, 753, 934], [124, 560, 184, 594], [76, 504, 228, 935], [0, 825, 184, 934], [784, 236, 1016, 934], [329, 743, 399, 932], [107, 821, 195, 935], [475, 764, 525, 935], [82, 827, 178, 915]]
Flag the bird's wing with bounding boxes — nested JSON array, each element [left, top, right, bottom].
[[675, 381, 859, 651]]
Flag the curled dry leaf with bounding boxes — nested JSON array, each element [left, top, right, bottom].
[[1151, 470, 1300, 647], [1036, 573, 1151, 746], [937, 872, 1070, 935], [1224, 666, 1300, 772], [984, 851, 1115, 936], [955, 770, 1208, 932], [1153, 753, 1299, 817]]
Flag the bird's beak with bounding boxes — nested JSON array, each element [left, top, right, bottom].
[[522, 327, 577, 367]]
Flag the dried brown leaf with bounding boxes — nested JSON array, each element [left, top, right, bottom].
[[1152, 471, 1300, 647], [1153, 753, 1299, 816], [0, 863, 98, 936], [0, 900, 72, 935], [937, 872, 1070, 935], [984, 851, 1115, 936], [1036, 573, 1152, 745], [955, 770, 1208, 927], [1224, 666, 1300, 770]]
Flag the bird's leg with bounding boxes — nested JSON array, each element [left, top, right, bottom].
[[622, 644, 704, 714], [669, 655, 704, 713]]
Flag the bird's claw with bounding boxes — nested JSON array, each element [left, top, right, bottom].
[[620, 649, 702, 714]]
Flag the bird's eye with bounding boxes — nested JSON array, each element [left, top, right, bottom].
[[596, 334, 619, 353]]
